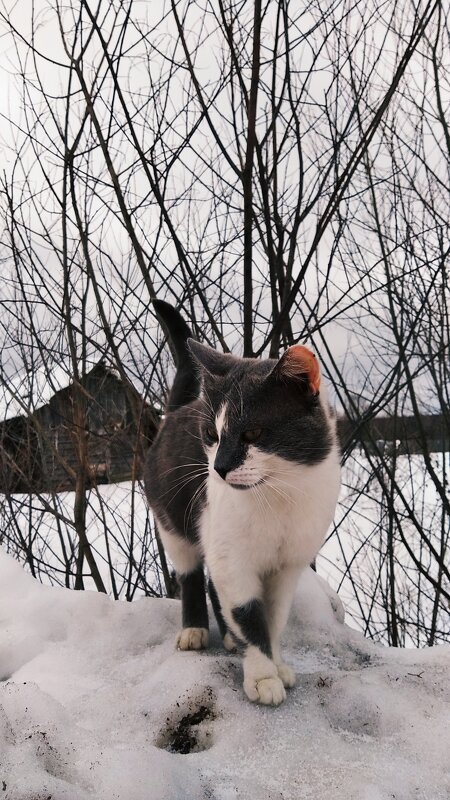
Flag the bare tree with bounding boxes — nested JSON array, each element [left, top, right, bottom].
[[0, 0, 447, 643]]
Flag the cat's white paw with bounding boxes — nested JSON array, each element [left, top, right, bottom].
[[176, 627, 209, 651], [223, 632, 237, 652], [276, 662, 296, 688], [244, 675, 286, 706]]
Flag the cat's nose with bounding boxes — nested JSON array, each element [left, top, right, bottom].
[[214, 465, 228, 481]]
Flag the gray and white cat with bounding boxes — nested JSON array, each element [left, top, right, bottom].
[[144, 301, 340, 706]]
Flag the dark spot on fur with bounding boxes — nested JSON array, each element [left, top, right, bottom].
[[232, 599, 272, 658]]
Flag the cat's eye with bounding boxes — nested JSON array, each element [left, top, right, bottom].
[[241, 428, 262, 443], [205, 425, 219, 443]]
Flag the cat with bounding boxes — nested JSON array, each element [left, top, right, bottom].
[[144, 300, 341, 706]]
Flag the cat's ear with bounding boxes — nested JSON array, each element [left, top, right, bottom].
[[270, 344, 321, 395], [188, 339, 235, 377]]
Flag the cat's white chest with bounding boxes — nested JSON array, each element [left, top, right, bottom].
[[200, 451, 340, 577]]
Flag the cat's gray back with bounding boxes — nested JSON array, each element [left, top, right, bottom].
[[145, 399, 207, 543]]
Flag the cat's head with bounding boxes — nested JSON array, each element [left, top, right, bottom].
[[188, 339, 336, 490]]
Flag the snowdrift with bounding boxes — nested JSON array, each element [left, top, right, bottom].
[[0, 547, 449, 800]]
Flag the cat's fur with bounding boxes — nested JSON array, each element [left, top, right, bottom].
[[144, 300, 340, 706]]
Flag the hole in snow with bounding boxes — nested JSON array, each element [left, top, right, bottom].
[[156, 687, 217, 754]]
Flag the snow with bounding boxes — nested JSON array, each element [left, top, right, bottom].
[[0, 548, 449, 800]]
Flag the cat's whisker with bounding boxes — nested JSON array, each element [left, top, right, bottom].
[[185, 407, 212, 423], [157, 476, 205, 499], [267, 474, 311, 501], [166, 466, 209, 485], [234, 379, 244, 418], [252, 480, 275, 517], [160, 476, 207, 503], [249, 479, 264, 514], [164, 480, 207, 508], [265, 481, 298, 507], [225, 381, 242, 419], [185, 430, 206, 443], [158, 469, 209, 502], [200, 387, 216, 418], [159, 461, 206, 478], [184, 477, 208, 531]]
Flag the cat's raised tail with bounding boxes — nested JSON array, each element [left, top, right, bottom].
[[152, 299, 200, 411]]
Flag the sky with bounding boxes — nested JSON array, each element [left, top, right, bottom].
[[0, 0, 446, 398]]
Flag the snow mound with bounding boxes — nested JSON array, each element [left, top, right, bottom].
[[0, 547, 449, 800]]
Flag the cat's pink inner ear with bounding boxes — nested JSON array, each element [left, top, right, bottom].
[[278, 345, 321, 394]]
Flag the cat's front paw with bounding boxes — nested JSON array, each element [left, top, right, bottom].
[[176, 627, 209, 651], [276, 662, 296, 688], [244, 675, 286, 706], [223, 632, 237, 653]]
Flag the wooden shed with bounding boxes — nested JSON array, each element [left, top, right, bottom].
[[0, 363, 159, 494]]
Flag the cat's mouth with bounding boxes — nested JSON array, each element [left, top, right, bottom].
[[228, 478, 266, 490]]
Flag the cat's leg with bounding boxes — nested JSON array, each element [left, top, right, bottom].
[[178, 564, 209, 650], [234, 599, 286, 705], [264, 567, 300, 688], [208, 577, 236, 652], [156, 521, 208, 650], [211, 573, 286, 705]]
